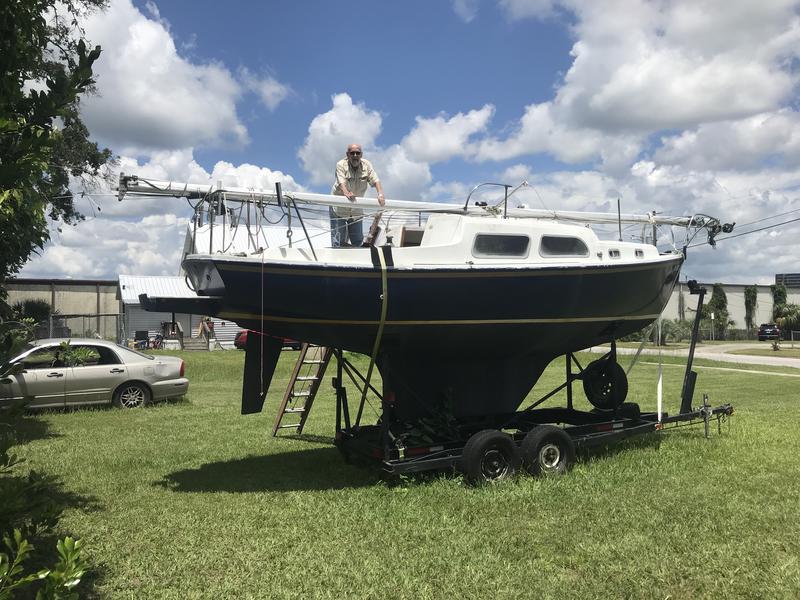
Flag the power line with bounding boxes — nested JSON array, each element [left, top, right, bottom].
[[689, 215, 800, 248], [735, 205, 800, 228]]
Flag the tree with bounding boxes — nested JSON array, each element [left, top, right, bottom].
[[0, 0, 111, 290], [701, 283, 732, 338], [744, 285, 758, 331], [771, 283, 788, 320]]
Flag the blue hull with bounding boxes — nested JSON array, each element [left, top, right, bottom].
[[182, 253, 682, 419]]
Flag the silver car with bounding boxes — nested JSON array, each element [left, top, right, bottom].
[[0, 338, 188, 409]]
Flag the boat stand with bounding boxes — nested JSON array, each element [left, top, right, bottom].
[[330, 279, 732, 481]]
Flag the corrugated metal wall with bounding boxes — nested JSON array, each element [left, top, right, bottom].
[[123, 307, 199, 343]]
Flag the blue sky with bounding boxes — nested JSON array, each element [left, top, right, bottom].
[[130, 0, 577, 182], [19, 0, 800, 284]]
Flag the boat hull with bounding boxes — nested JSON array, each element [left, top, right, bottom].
[[186, 254, 682, 356], [182, 252, 682, 419]]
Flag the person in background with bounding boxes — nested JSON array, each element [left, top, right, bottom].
[[330, 143, 385, 246]]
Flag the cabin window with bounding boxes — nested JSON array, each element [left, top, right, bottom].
[[539, 235, 589, 257], [609, 249, 620, 259], [472, 234, 530, 257], [635, 249, 644, 258]]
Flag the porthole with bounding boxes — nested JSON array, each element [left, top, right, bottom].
[[472, 234, 530, 258], [539, 235, 589, 257]]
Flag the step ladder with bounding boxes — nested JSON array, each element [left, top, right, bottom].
[[272, 344, 333, 436]]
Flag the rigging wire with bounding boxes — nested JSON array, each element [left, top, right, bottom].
[[688, 215, 800, 248], [733, 205, 800, 229]]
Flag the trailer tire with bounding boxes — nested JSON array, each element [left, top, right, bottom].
[[459, 429, 519, 486], [582, 359, 628, 410], [521, 425, 576, 477]]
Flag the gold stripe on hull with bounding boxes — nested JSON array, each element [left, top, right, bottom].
[[218, 312, 662, 326]]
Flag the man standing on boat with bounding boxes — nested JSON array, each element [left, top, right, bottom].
[[330, 143, 385, 246]]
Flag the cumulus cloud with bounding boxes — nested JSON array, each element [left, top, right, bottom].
[[240, 68, 293, 111], [654, 109, 800, 171], [19, 146, 312, 279], [296, 93, 433, 199], [298, 93, 383, 186], [482, 0, 800, 167], [20, 212, 187, 279], [80, 0, 247, 154], [401, 105, 495, 163], [452, 0, 480, 22]]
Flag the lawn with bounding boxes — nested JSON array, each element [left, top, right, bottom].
[[14, 349, 800, 599], [728, 347, 800, 359]]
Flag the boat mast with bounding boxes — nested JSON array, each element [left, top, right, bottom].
[[117, 173, 730, 233]]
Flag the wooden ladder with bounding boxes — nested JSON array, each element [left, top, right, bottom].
[[272, 344, 333, 436]]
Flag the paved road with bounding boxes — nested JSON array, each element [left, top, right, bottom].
[[587, 342, 800, 369]]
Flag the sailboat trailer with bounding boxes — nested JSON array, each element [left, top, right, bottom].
[[327, 279, 732, 484], [118, 175, 734, 484]]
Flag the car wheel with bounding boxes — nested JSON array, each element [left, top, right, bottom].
[[114, 382, 150, 408]]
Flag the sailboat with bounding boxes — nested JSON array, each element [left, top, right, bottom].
[[118, 174, 731, 421]]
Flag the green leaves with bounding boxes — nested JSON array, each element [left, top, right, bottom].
[[0, 0, 111, 284], [0, 531, 87, 600]]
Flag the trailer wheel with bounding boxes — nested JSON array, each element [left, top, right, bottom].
[[582, 359, 628, 410], [521, 425, 576, 477], [459, 429, 519, 485]]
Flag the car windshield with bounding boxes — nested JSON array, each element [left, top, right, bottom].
[[0, 343, 36, 373], [117, 344, 154, 360]]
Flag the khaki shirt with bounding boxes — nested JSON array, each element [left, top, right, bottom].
[[331, 158, 380, 217]]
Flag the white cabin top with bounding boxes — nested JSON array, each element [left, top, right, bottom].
[[188, 213, 674, 270]]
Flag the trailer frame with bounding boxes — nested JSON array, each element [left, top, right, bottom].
[[331, 279, 733, 482]]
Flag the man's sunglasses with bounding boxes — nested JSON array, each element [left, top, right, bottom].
[[348, 151, 362, 156]]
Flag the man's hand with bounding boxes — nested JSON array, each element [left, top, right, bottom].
[[378, 193, 385, 206], [344, 191, 356, 202]]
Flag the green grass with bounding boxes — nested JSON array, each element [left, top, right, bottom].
[[14, 349, 800, 598], [728, 347, 800, 359]]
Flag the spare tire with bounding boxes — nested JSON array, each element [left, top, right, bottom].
[[582, 359, 628, 410]]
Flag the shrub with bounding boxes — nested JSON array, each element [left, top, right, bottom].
[[0, 302, 90, 598]]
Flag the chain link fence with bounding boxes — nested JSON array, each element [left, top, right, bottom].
[[33, 313, 122, 343]]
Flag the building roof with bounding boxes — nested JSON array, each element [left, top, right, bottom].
[[8, 277, 118, 286], [118, 274, 197, 305]]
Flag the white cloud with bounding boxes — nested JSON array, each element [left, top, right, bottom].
[[298, 93, 383, 186], [20, 213, 187, 279], [481, 0, 800, 167], [401, 105, 495, 163], [370, 146, 432, 200], [208, 161, 303, 192], [240, 68, 292, 111], [298, 94, 433, 199], [654, 109, 800, 171], [475, 101, 644, 169], [21, 148, 312, 279], [498, 0, 558, 20], [452, 0, 480, 22], [79, 0, 247, 154]]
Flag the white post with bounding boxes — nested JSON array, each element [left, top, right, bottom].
[[657, 317, 663, 422]]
